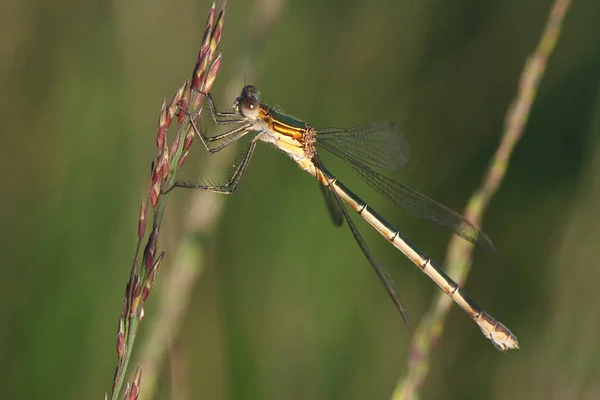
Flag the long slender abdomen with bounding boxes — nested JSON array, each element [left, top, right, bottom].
[[309, 164, 518, 351]]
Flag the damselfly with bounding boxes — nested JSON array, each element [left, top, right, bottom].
[[173, 85, 518, 351]]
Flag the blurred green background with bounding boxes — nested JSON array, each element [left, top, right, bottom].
[[2, 0, 600, 399]]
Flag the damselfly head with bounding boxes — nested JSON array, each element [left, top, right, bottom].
[[235, 85, 261, 119]]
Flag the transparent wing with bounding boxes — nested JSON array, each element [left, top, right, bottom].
[[319, 182, 344, 227], [339, 158, 495, 253], [317, 122, 410, 171], [312, 155, 412, 331]]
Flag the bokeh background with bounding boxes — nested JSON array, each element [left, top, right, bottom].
[[2, 0, 600, 399]]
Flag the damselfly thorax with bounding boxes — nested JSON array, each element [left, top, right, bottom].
[[172, 85, 518, 351]]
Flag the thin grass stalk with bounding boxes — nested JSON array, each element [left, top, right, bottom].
[[107, 2, 227, 399], [392, 0, 572, 398], [135, 1, 285, 399]]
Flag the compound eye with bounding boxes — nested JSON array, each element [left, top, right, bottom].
[[240, 97, 260, 119]]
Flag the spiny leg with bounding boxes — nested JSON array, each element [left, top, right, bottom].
[[203, 92, 246, 125], [169, 137, 258, 194], [177, 102, 252, 154], [194, 117, 252, 154]]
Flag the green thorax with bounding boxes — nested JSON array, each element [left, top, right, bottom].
[[268, 108, 309, 130]]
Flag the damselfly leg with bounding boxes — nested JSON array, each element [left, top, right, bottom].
[[170, 85, 519, 351]]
